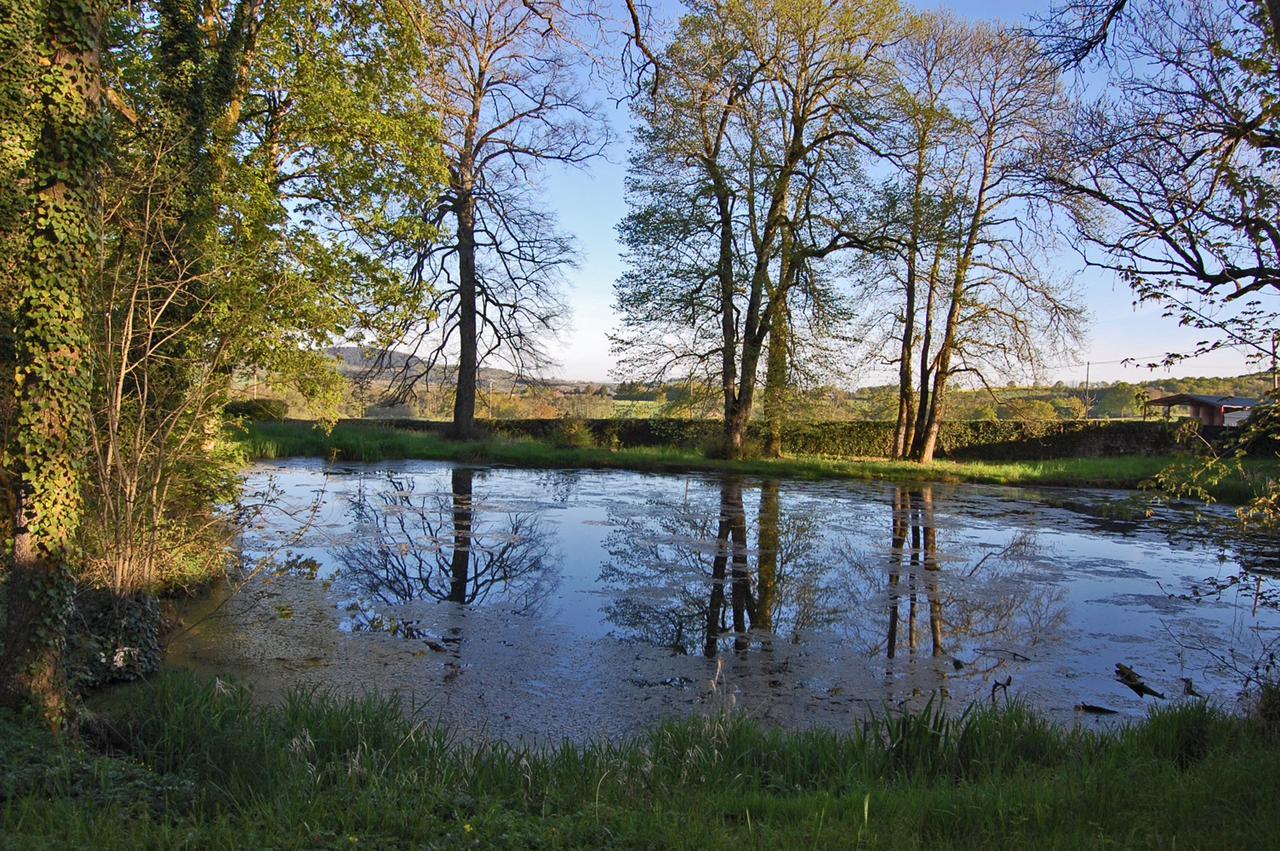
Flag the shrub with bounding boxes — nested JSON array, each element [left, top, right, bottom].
[[224, 398, 289, 421], [64, 588, 162, 692], [550, 416, 595, 449]]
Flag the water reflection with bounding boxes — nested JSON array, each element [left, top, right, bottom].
[[336, 468, 557, 638], [600, 479, 1068, 686], [201, 459, 1280, 737], [872, 486, 1066, 685], [886, 487, 943, 661], [600, 477, 839, 657]]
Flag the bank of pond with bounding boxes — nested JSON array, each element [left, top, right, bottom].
[[239, 418, 1279, 503], [4, 673, 1280, 847]]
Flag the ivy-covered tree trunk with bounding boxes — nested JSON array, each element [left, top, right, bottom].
[[0, 0, 106, 723]]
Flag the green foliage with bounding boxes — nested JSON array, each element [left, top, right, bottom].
[[7, 672, 1280, 847], [48, 0, 447, 603], [1, 0, 446, 717], [63, 590, 161, 691], [1149, 394, 1280, 529], [548, 416, 596, 449], [223, 397, 289, 421]]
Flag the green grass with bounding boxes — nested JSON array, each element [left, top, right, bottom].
[[4, 672, 1280, 847], [237, 419, 1279, 504]]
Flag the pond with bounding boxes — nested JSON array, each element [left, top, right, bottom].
[[169, 459, 1280, 744]]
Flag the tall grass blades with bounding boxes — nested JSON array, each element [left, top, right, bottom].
[[6, 672, 1280, 848]]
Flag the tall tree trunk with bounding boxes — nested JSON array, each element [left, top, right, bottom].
[[762, 295, 789, 458], [914, 288, 962, 463], [914, 233, 977, 463], [0, 0, 105, 723], [893, 337, 915, 459], [909, 245, 944, 459], [915, 367, 948, 463], [894, 144, 929, 459], [714, 177, 741, 459], [724, 343, 763, 459], [763, 216, 795, 458], [913, 146, 993, 463], [452, 187, 478, 440]]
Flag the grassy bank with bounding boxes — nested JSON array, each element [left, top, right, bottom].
[[237, 419, 1278, 502], [4, 672, 1279, 847]]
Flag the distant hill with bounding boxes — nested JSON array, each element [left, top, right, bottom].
[[327, 346, 421, 377], [325, 346, 610, 394], [326, 346, 515, 381]]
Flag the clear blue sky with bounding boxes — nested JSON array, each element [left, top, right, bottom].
[[539, 0, 1256, 386]]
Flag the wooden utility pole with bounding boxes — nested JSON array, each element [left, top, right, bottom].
[[1083, 361, 1092, 417]]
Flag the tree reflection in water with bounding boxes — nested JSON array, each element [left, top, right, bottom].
[[337, 468, 556, 639], [600, 478, 1066, 680], [600, 477, 836, 657], [874, 485, 1066, 685]]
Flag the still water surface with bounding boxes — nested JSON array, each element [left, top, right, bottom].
[[169, 459, 1280, 743]]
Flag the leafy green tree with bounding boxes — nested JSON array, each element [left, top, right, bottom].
[[75, 0, 445, 595], [616, 0, 897, 459], [1052, 396, 1088, 420], [1, 0, 446, 715], [998, 399, 1060, 420]]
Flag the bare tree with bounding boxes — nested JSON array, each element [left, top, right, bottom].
[[1038, 0, 1280, 369], [1038, 0, 1280, 527], [388, 0, 609, 439]]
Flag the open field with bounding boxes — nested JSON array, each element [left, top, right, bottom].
[[3, 672, 1278, 848], [237, 419, 1279, 504]]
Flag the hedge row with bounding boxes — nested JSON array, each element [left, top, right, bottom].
[[330, 417, 1189, 460]]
